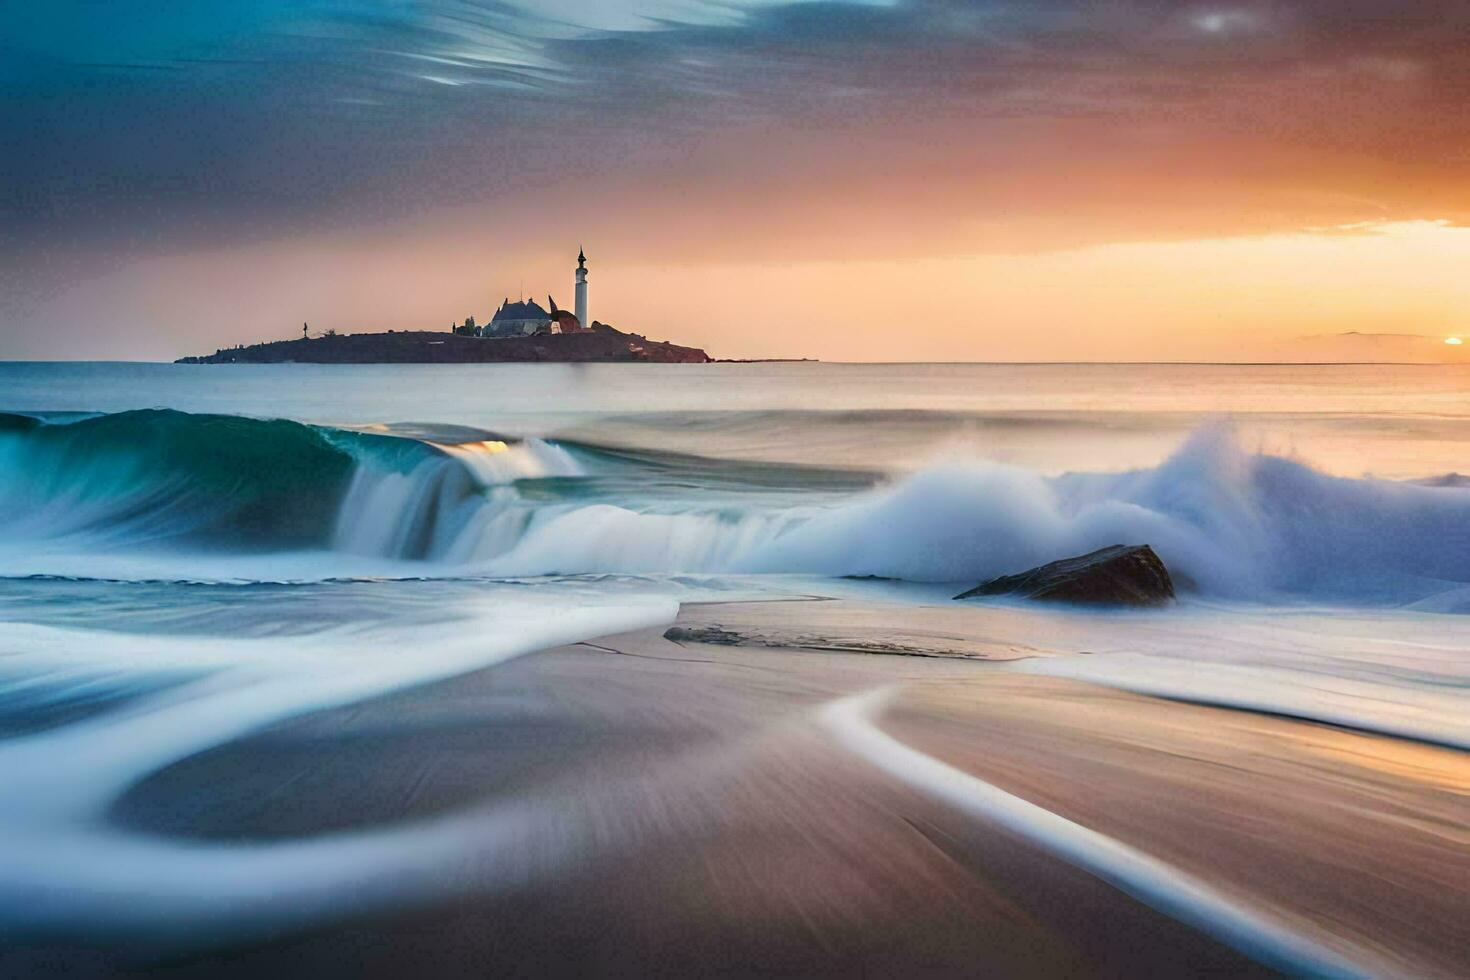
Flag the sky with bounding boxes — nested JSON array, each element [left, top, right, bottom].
[[3, 0, 1469, 361]]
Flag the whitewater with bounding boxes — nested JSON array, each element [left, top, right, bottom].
[[2, 404, 1467, 607], [0, 361, 1465, 970]]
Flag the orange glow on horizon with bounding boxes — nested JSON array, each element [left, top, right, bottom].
[[23, 213, 1470, 363]]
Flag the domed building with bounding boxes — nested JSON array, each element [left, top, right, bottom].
[[546, 295, 584, 334]]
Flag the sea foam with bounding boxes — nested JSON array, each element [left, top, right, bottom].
[[2, 412, 1467, 606]]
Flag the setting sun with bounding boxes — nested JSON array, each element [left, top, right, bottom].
[[1447, 337, 1464, 345]]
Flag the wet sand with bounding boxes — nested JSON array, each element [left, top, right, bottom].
[[10, 599, 1467, 977]]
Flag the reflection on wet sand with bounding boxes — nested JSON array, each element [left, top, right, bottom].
[[6, 598, 1462, 978]]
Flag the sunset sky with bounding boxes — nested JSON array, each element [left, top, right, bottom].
[[4, 0, 1469, 361]]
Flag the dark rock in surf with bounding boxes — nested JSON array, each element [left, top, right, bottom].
[[954, 544, 1175, 607]]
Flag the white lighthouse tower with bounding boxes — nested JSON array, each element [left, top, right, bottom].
[[574, 247, 589, 329]]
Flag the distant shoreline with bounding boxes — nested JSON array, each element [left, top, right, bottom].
[[176, 326, 716, 365], [713, 358, 819, 364]]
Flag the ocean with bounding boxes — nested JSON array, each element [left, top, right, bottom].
[[3, 361, 1467, 589], [0, 361, 1466, 968]]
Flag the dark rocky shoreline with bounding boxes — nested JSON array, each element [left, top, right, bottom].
[[177, 324, 712, 364]]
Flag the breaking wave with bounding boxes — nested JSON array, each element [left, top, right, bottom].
[[0, 410, 579, 562], [737, 426, 1470, 603], [2, 411, 1467, 606]]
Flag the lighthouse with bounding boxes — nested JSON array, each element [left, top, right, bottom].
[[574, 247, 588, 330]]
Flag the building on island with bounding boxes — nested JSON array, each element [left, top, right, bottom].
[[457, 249, 591, 338], [547, 296, 584, 334], [485, 298, 552, 337]]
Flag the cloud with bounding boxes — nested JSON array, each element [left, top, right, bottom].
[[4, 0, 1470, 347]]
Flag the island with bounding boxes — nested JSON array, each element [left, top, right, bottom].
[[178, 248, 728, 365], [176, 322, 712, 365]]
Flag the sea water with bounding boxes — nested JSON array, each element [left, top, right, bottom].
[[0, 361, 1466, 944]]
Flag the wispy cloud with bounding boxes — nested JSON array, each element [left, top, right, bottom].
[[4, 1, 1469, 303]]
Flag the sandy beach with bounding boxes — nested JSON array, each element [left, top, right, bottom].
[[7, 596, 1462, 978]]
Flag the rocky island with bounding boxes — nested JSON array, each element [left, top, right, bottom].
[[179, 248, 716, 365], [176, 322, 711, 365]]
